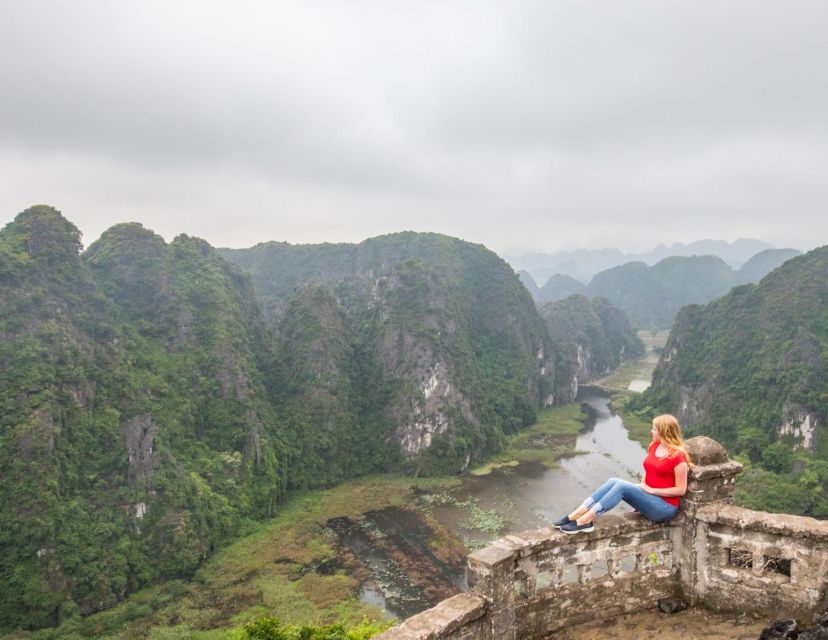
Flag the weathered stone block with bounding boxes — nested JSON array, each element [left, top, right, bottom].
[[372, 593, 487, 640]]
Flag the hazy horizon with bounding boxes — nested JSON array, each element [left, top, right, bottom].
[[2, 1, 827, 254], [6, 204, 816, 259]]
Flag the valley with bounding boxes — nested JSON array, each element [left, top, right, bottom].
[[597, 330, 669, 394], [2, 206, 824, 639], [3, 389, 649, 640]]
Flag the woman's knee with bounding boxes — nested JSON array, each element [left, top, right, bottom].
[[618, 480, 644, 496], [611, 478, 638, 490]]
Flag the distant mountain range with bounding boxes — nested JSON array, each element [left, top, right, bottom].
[[520, 248, 803, 329], [505, 238, 778, 284]]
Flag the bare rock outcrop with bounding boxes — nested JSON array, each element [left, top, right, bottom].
[[121, 414, 157, 487]]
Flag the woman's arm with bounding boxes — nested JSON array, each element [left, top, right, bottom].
[[640, 462, 689, 497]]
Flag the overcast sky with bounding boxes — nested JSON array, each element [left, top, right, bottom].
[[1, 1, 827, 254]]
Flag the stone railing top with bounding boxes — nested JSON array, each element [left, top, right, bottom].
[[685, 436, 729, 466], [468, 512, 681, 566], [682, 436, 743, 486], [372, 593, 486, 640], [697, 503, 828, 542], [688, 460, 743, 482]]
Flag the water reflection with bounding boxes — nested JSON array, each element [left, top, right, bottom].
[[629, 379, 651, 392], [432, 385, 647, 545], [348, 386, 648, 617]]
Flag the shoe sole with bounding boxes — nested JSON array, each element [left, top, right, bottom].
[[562, 525, 594, 534]]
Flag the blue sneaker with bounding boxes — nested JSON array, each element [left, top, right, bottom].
[[552, 516, 573, 529], [560, 521, 595, 534]]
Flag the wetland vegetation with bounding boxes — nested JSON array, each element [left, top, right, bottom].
[[2, 402, 591, 640]]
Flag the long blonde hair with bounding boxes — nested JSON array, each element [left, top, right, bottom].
[[653, 414, 690, 464]]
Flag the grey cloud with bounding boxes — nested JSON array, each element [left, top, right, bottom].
[[0, 0, 826, 252]]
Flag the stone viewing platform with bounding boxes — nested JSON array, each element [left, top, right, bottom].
[[375, 437, 828, 640]]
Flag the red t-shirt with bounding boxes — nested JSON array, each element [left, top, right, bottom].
[[643, 441, 688, 507]]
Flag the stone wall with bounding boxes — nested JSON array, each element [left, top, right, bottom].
[[374, 437, 828, 640], [372, 593, 488, 640], [690, 504, 828, 618], [508, 515, 680, 639]]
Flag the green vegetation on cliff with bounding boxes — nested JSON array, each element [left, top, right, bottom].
[[540, 295, 645, 385], [634, 246, 828, 516], [222, 232, 576, 477], [0, 208, 290, 630], [3, 399, 587, 640], [0, 208, 578, 632], [535, 273, 588, 304]]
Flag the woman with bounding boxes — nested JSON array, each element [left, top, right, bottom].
[[554, 414, 690, 534]]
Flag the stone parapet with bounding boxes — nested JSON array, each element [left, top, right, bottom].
[[683, 437, 743, 510], [510, 514, 680, 639], [690, 503, 828, 618], [376, 437, 827, 639], [698, 504, 828, 542], [372, 593, 488, 640]]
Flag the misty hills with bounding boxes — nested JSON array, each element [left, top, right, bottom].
[[637, 245, 828, 515], [523, 272, 588, 303], [540, 295, 645, 389], [506, 237, 776, 284], [1, 206, 649, 630], [522, 249, 802, 328]]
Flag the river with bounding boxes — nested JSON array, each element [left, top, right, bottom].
[[337, 385, 649, 619], [430, 386, 646, 544]]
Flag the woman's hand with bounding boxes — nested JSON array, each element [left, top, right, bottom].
[[641, 462, 689, 498]]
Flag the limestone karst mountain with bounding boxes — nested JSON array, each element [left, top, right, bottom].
[[638, 245, 828, 515], [589, 255, 735, 328], [732, 247, 803, 285], [539, 295, 645, 390], [222, 232, 579, 476], [536, 273, 589, 304], [0, 207, 288, 629], [0, 207, 580, 630]]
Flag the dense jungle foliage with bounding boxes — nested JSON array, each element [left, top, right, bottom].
[[0, 209, 288, 631], [540, 295, 645, 383], [633, 246, 828, 516], [222, 231, 578, 477], [0, 207, 572, 632], [528, 249, 801, 328], [231, 617, 391, 640]]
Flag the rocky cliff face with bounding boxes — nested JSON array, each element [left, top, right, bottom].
[[0, 207, 288, 630], [224, 234, 564, 475], [540, 295, 645, 389], [0, 209, 581, 630]]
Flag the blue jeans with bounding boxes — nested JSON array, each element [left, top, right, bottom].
[[583, 477, 678, 523]]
